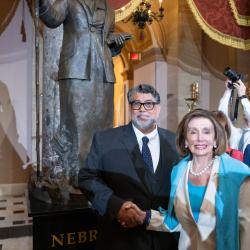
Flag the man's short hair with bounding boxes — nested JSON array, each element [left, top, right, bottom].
[[127, 84, 160, 104]]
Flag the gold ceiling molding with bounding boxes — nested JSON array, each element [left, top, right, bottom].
[[0, 0, 20, 35], [228, 0, 250, 27], [115, 0, 141, 22], [186, 0, 250, 50]]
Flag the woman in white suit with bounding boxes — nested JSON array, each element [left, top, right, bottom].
[[131, 109, 250, 250]]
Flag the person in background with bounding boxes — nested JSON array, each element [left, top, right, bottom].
[[130, 109, 250, 250], [218, 78, 250, 166], [78, 84, 179, 250], [211, 110, 243, 161]]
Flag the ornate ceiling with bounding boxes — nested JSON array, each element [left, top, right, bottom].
[[109, 0, 142, 22], [1, 0, 250, 51], [186, 0, 250, 50]]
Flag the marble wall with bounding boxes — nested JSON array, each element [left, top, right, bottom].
[[0, 0, 32, 191]]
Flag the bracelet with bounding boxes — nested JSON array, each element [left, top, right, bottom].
[[237, 95, 248, 100]]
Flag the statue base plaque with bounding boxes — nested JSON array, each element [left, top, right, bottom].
[[28, 189, 98, 250]]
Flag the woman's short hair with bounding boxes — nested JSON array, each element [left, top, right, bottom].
[[176, 109, 227, 157], [211, 110, 231, 139]]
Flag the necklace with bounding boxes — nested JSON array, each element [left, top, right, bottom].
[[189, 159, 214, 176]]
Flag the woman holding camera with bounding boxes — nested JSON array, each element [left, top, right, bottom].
[[219, 78, 250, 166]]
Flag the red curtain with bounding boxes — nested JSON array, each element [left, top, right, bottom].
[[187, 0, 250, 50], [108, 0, 131, 10], [232, 0, 250, 16]]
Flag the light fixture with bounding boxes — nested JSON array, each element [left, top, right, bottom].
[[185, 82, 199, 112], [123, 0, 165, 39]]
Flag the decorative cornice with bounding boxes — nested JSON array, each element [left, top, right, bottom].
[[166, 54, 210, 80], [133, 48, 165, 70], [0, 50, 27, 64], [186, 0, 250, 50], [228, 0, 250, 27], [115, 0, 141, 22]]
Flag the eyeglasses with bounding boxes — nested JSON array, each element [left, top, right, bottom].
[[130, 101, 159, 110]]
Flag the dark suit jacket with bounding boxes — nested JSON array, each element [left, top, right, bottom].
[[78, 123, 179, 250], [39, 0, 120, 82]]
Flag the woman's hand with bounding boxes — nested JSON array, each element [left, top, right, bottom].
[[234, 79, 246, 97]]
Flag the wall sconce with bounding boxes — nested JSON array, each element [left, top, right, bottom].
[[185, 82, 199, 112]]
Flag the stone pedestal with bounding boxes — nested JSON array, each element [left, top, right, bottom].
[[28, 193, 98, 250]]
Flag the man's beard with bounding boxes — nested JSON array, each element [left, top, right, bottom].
[[132, 115, 156, 131]]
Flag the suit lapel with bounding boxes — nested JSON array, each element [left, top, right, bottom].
[[77, 0, 110, 37], [122, 123, 150, 193], [154, 129, 177, 194], [190, 159, 218, 240], [103, 0, 111, 37], [77, 0, 92, 23], [78, 0, 95, 15]]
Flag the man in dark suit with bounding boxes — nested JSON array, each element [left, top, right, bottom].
[[78, 84, 179, 250], [39, 0, 130, 177]]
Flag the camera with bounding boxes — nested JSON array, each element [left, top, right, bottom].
[[223, 67, 243, 89]]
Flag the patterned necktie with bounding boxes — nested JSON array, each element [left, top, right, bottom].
[[142, 136, 154, 173]]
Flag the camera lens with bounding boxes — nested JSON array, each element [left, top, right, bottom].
[[223, 67, 242, 83]]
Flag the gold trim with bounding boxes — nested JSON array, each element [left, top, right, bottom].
[[186, 0, 250, 50], [228, 0, 250, 26], [115, 0, 142, 22]]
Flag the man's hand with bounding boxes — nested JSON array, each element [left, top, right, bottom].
[[117, 201, 146, 228]]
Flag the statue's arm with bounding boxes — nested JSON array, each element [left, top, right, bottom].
[[108, 32, 132, 57], [39, 0, 68, 28], [106, 5, 132, 57]]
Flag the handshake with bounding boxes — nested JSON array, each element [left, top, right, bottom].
[[117, 201, 147, 228]]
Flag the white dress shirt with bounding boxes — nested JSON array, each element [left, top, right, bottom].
[[132, 124, 160, 173]]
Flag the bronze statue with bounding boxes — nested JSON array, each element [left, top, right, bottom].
[[39, 0, 131, 183]]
